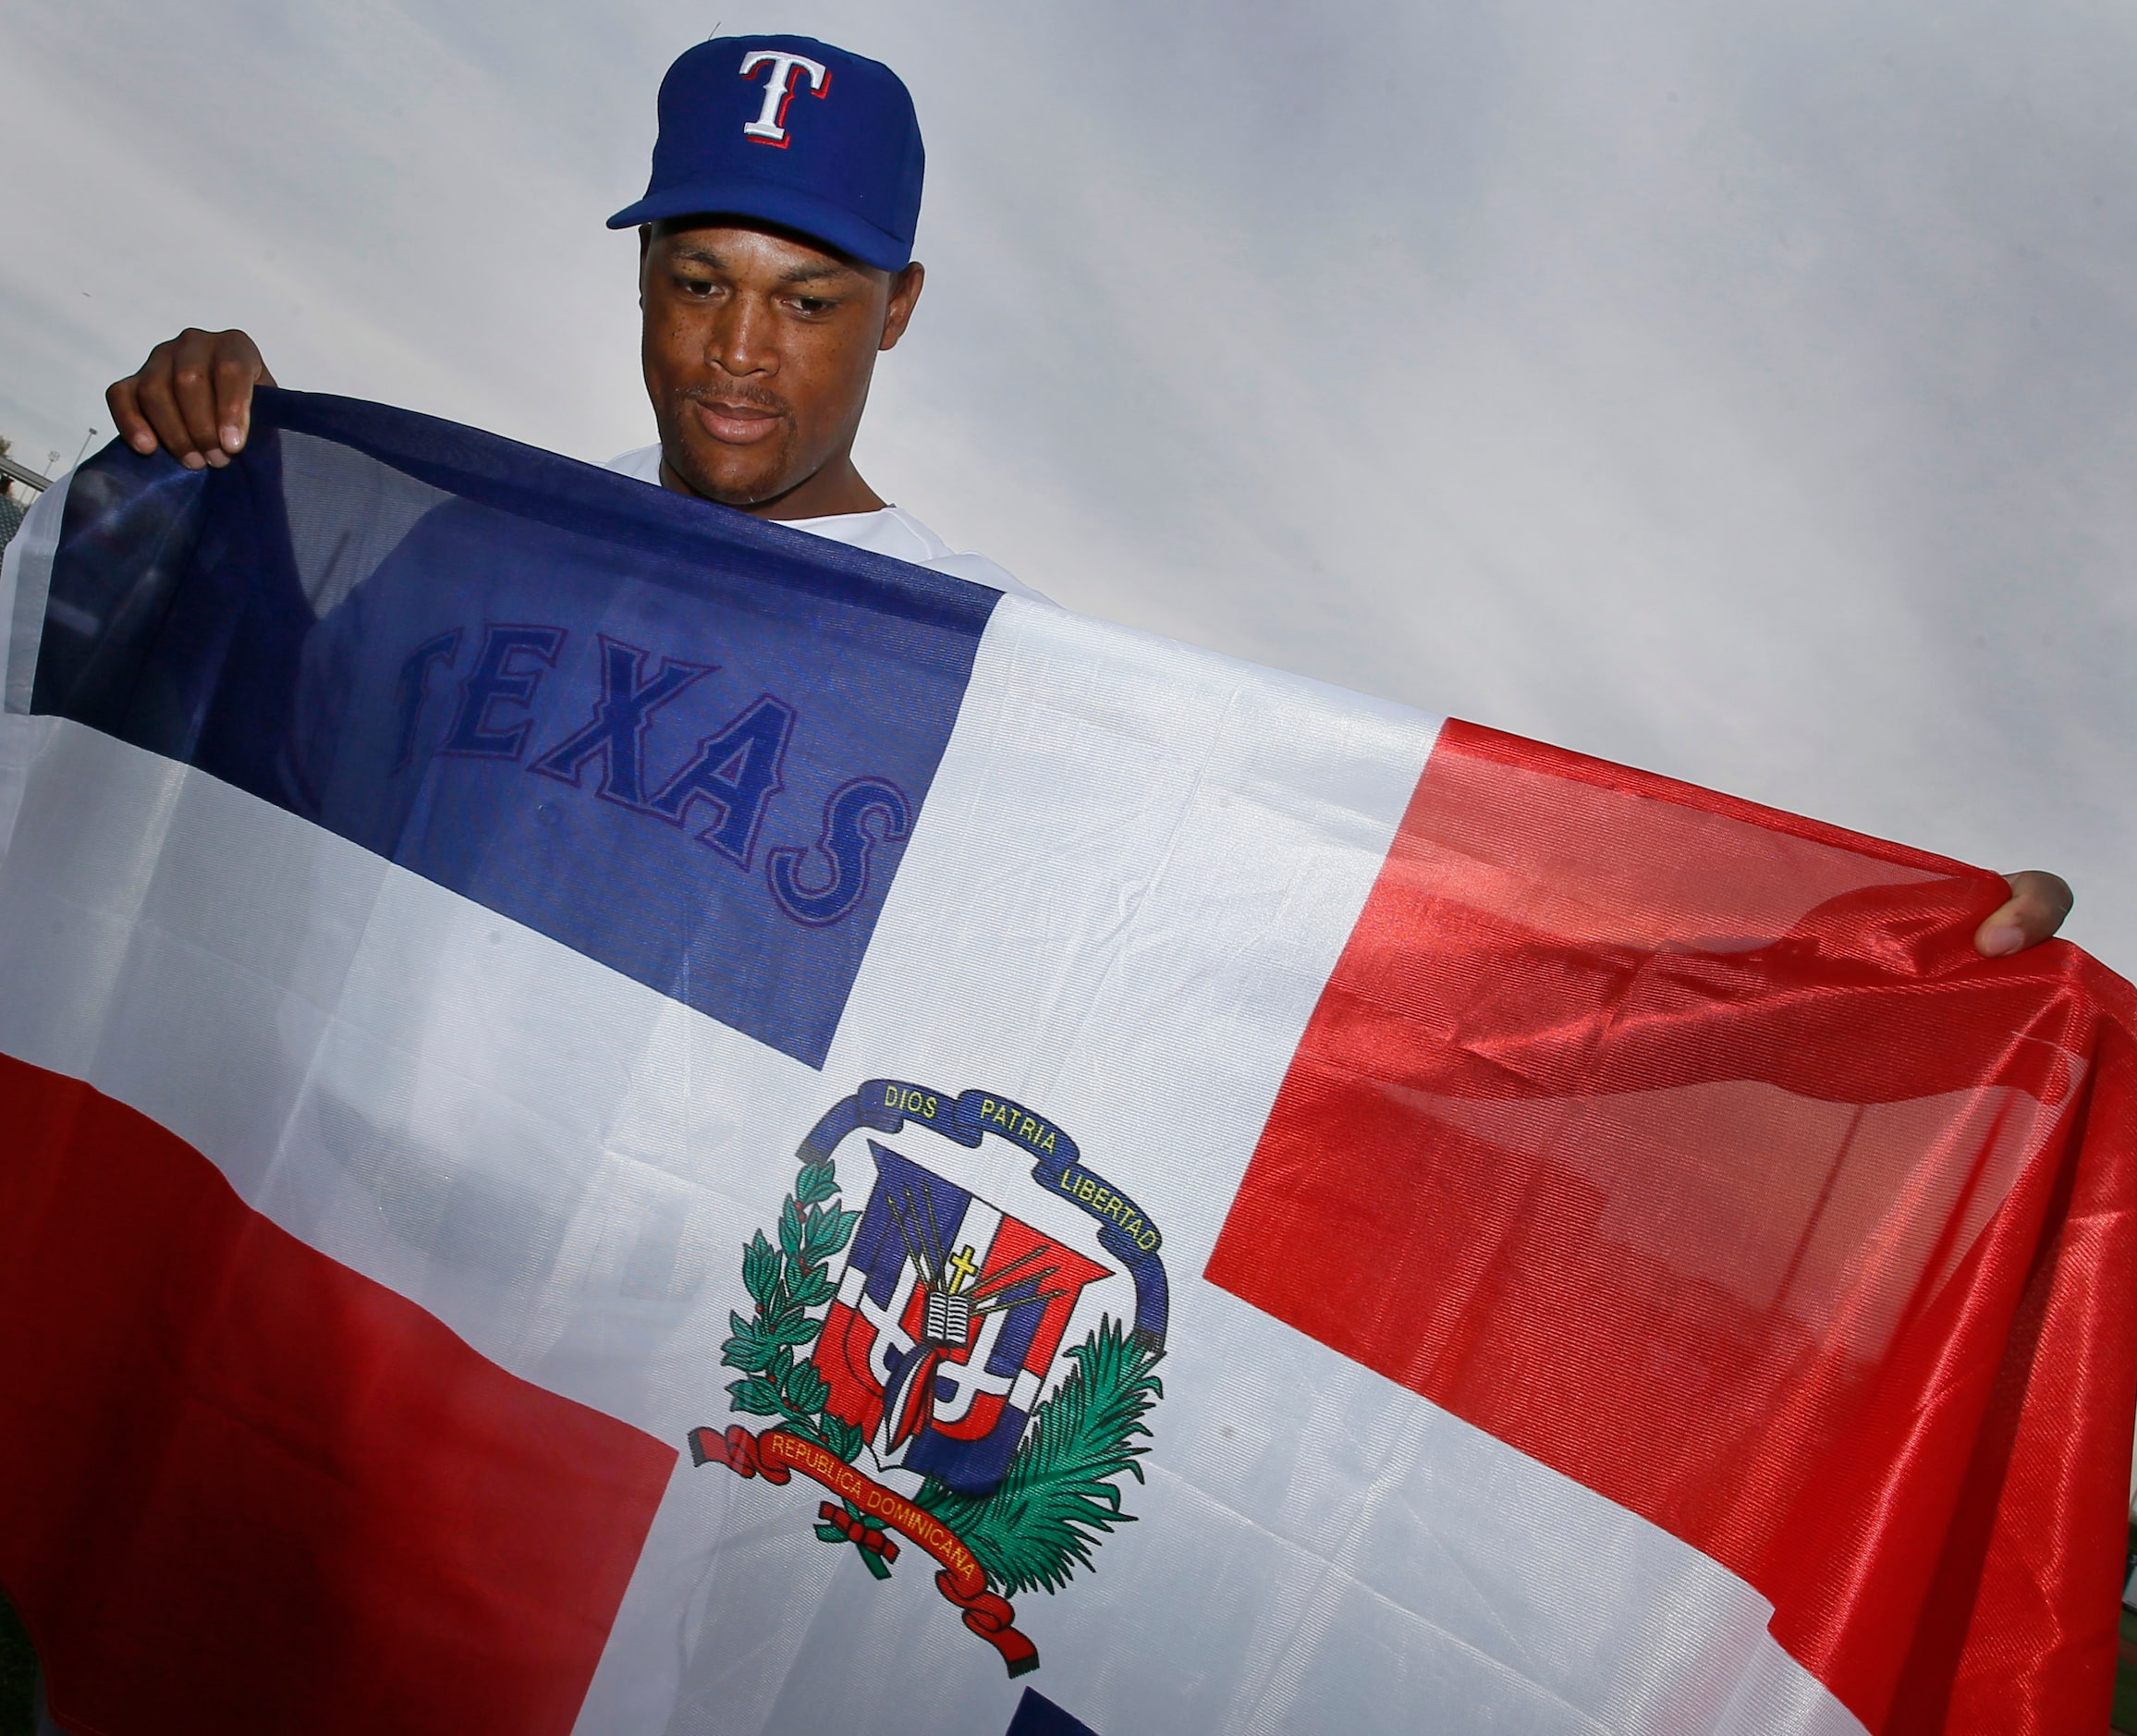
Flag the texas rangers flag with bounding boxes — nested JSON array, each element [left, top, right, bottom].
[[2, 391, 2132, 1736]]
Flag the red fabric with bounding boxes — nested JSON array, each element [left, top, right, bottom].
[[1206, 719, 2137, 1734], [0, 1055, 676, 1735]]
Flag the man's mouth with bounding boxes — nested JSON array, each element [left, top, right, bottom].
[[690, 397, 785, 446]]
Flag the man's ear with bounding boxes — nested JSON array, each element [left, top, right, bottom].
[[638, 225, 653, 308], [879, 263, 925, 352]]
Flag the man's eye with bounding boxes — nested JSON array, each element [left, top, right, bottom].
[[792, 297, 833, 315], [677, 278, 717, 297]]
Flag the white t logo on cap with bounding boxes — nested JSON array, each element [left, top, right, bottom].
[[739, 49, 830, 147]]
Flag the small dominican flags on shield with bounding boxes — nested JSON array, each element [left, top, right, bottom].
[[815, 1143, 1110, 1495]]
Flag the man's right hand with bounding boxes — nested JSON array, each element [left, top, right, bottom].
[[106, 328, 277, 471]]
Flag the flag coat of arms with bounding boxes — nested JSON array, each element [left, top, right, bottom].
[[0, 391, 2132, 1736], [811, 1135, 1118, 1492]]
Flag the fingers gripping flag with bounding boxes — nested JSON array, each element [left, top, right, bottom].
[[0, 391, 2132, 1736]]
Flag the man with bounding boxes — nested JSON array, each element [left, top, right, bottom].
[[103, 35, 1046, 606], [98, 31, 2070, 956]]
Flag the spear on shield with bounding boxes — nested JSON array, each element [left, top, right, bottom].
[[873, 1189, 1068, 1461]]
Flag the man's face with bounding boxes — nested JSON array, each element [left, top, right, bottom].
[[639, 220, 922, 514]]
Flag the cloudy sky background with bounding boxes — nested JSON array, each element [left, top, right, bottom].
[[5, 0, 2133, 965]]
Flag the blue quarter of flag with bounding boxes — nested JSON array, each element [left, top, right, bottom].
[[34, 390, 998, 1069]]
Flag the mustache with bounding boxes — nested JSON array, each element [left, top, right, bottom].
[[681, 382, 789, 415]]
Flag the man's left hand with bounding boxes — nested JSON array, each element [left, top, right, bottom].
[[1975, 871, 2075, 958]]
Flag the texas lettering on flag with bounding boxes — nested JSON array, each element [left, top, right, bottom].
[[1, 391, 2132, 1736]]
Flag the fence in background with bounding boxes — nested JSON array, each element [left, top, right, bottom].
[[0, 452, 53, 495]]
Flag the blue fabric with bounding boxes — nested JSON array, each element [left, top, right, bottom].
[[1004, 1688, 1100, 1736], [34, 389, 996, 1069], [607, 35, 924, 270]]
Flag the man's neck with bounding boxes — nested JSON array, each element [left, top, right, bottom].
[[659, 451, 886, 521]]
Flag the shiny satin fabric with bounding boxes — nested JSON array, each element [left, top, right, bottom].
[[1211, 720, 2137, 1734]]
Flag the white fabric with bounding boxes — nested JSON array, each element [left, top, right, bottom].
[[2, 474, 67, 715], [604, 443, 1053, 604], [0, 580, 1865, 1734]]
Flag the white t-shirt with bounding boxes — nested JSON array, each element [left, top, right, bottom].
[[604, 445, 1052, 605]]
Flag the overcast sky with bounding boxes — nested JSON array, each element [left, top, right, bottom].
[[5, 0, 2133, 968]]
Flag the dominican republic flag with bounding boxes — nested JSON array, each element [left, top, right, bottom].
[[1, 392, 2132, 1736]]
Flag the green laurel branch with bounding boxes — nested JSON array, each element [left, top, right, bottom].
[[720, 1160, 863, 1462]]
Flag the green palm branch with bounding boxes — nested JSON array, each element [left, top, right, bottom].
[[915, 1317, 1164, 1595]]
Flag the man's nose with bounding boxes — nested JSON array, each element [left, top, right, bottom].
[[708, 295, 776, 376]]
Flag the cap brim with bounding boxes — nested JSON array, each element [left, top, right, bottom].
[[606, 177, 910, 271]]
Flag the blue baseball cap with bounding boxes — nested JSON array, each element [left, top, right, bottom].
[[608, 35, 924, 272]]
